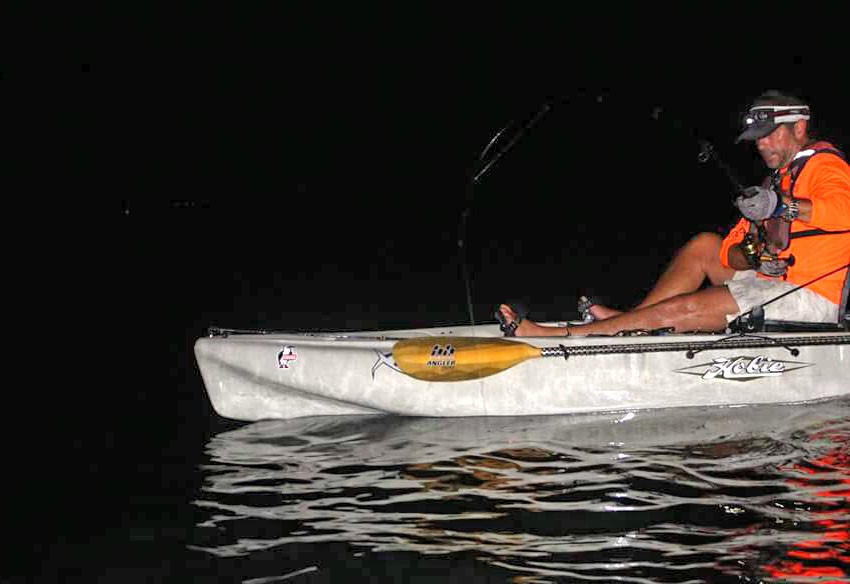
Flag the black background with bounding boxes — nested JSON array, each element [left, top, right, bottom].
[[13, 11, 850, 580]]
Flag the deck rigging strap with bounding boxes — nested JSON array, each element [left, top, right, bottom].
[[540, 333, 850, 360], [207, 326, 306, 337]]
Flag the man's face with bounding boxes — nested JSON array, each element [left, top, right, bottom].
[[755, 123, 803, 169]]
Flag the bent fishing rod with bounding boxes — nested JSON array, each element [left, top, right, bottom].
[[457, 101, 553, 329], [457, 93, 724, 330]]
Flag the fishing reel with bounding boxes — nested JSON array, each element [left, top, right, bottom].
[[741, 234, 762, 269]]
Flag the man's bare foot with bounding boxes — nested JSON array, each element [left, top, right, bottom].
[[588, 303, 623, 320]]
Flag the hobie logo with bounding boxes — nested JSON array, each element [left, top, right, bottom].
[[702, 356, 784, 379], [677, 355, 811, 381]]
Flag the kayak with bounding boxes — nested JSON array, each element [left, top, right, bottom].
[[192, 101, 850, 423], [194, 321, 850, 422]]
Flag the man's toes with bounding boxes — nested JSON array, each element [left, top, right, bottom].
[[499, 304, 516, 320], [589, 304, 621, 320]]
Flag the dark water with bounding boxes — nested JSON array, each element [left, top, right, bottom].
[[36, 393, 850, 582], [182, 402, 850, 583]]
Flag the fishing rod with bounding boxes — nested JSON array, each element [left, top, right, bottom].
[[457, 101, 553, 329], [456, 95, 749, 331], [457, 93, 720, 329], [696, 140, 746, 195], [647, 103, 748, 195]]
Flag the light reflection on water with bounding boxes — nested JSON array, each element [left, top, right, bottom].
[[191, 399, 850, 582]]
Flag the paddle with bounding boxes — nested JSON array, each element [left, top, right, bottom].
[[392, 330, 850, 382], [392, 336, 549, 382]]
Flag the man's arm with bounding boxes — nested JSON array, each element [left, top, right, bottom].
[[795, 155, 850, 229]]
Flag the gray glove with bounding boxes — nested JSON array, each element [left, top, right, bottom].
[[735, 186, 780, 221], [758, 257, 791, 277]]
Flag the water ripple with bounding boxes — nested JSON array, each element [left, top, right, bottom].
[[191, 398, 850, 582]]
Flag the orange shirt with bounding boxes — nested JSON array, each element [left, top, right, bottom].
[[719, 150, 850, 305]]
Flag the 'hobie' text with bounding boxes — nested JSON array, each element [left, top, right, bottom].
[[701, 356, 784, 380]]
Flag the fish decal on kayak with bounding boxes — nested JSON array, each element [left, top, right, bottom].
[[371, 350, 401, 379], [277, 346, 298, 369], [676, 355, 812, 381]]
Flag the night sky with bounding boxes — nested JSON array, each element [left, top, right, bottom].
[[61, 16, 842, 400], [107, 28, 847, 333]]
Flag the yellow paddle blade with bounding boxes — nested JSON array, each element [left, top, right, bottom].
[[392, 336, 542, 382]]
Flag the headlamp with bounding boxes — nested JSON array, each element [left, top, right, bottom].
[[742, 105, 811, 128]]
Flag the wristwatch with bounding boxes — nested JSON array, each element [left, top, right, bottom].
[[781, 197, 800, 222]]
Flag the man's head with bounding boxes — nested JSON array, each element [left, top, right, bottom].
[[737, 90, 812, 169]]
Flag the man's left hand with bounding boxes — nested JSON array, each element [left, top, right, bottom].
[[735, 186, 781, 221]]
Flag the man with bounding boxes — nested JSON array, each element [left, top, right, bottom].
[[498, 90, 850, 337]]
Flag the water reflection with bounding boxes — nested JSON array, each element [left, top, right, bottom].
[[191, 399, 850, 582], [760, 418, 850, 582]]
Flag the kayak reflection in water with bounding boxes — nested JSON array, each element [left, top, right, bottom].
[[498, 90, 850, 337], [401, 447, 555, 493]]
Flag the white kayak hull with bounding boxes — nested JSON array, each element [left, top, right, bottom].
[[194, 323, 850, 421]]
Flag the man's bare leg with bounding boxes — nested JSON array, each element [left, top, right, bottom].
[[589, 233, 736, 320], [500, 285, 739, 337]]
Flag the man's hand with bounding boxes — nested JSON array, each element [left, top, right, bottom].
[[735, 186, 781, 221], [758, 257, 791, 277]]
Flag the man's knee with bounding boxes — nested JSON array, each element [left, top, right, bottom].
[[675, 232, 723, 265], [685, 232, 723, 255]]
